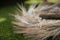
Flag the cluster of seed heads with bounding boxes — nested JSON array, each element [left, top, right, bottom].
[[12, 3, 60, 40]]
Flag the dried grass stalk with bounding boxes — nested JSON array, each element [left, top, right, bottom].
[[12, 3, 60, 40]]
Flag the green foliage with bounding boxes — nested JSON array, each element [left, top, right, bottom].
[[0, 18, 6, 22], [47, 0, 60, 3], [25, 0, 60, 4], [0, 6, 26, 40], [25, 0, 43, 4]]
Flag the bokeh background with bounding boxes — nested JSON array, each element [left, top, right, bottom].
[[0, 0, 27, 40]]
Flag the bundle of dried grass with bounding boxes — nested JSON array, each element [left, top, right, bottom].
[[12, 3, 60, 40]]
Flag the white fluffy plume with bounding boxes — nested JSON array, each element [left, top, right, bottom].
[[12, 3, 60, 40]]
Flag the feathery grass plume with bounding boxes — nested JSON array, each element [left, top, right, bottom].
[[12, 3, 60, 40]]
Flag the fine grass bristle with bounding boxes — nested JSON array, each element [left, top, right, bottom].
[[13, 3, 60, 40]]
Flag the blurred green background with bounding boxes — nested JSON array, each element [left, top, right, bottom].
[[0, 0, 26, 40], [0, 5, 27, 40]]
